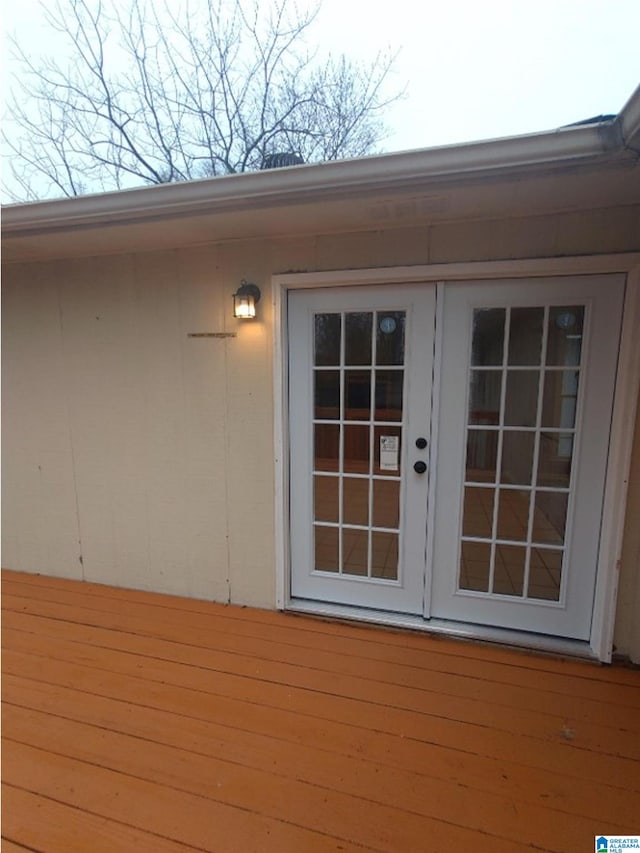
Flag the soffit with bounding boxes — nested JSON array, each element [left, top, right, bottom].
[[2, 137, 639, 263]]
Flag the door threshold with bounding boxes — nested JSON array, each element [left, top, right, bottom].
[[287, 598, 596, 660]]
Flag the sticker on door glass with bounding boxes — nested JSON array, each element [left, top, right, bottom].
[[380, 435, 399, 471]]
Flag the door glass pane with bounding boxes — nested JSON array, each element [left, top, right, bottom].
[[371, 532, 398, 579], [537, 433, 573, 487], [343, 528, 368, 576], [376, 312, 406, 365], [471, 309, 505, 366], [532, 491, 567, 545], [315, 526, 339, 572], [314, 314, 341, 365], [343, 424, 370, 474], [541, 370, 579, 429], [528, 548, 562, 600], [468, 371, 502, 425], [314, 371, 340, 419], [344, 370, 371, 420], [466, 429, 498, 482], [496, 488, 530, 541], [500, 431, 535, 485], [314, 476, 338, 523], [343, 477, 369, 526], [493, 544, 525, 596], [508, 307, 544, 366], [547, 307, 584, 366], [345, 313, 373, 365], [314, 424, 339, 472], [372, 479, 400, 528], [375, 370, 403, 421], [504, 370, 539, 426], [462, 487, 494, 538], [373, 426, 402, 476], [459, 541, 491, 591], [458, 301, 588, 610]]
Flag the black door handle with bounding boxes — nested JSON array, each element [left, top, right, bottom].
[[413, 461, 427, 474]]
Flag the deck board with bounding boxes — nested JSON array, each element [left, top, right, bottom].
[[3, 570, 639, 852]]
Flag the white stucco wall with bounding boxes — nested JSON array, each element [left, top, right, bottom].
[[2, 205, 639, 654]]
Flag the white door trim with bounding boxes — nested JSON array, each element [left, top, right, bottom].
[[272, 255, 640, 661]]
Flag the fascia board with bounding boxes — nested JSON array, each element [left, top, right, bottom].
[[618, 84, 640, 150], [0, 121, 623, 237]]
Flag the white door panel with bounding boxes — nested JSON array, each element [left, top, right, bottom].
[[287, 274, 625, 641], [289, 284, 435, 613], [429, 275, 625, 639]]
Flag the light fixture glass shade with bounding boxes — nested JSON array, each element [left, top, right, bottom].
[[233, 294, 256, 318], [233, 281, 261, 319]]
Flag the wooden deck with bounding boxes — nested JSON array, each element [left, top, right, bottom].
[[2, 569, 639, 852]]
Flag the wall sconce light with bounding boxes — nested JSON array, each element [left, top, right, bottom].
[[233, 280, 261, 319]]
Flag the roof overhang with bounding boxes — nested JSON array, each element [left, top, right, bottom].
[[2, 85, 639, 263]]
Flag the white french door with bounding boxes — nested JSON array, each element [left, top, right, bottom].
[[287, 274, 625, 641], [288, 284, 435, 613]]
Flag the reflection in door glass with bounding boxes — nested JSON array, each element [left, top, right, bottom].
[[345, 313, 373, 365], [508, 307, 544, 366], [314, 371, 340, 420], [376, 313, 406, 365], [465, 429, 498, 483], [371, 532, 398, 579], [314, 314, 341, 365], [314, 525, 339, 572], [504, 370, 539, 426], [462, 487, 494, 538], [532, 491, 567, 545], [375, 370, 404, 421], [493, 544, 525, 596], [468, 371, 502, 425], [459, 541, 491, 591], [314, 424, 340, 472], [344, 371, 371, 420], [501, 431, 535, 485], [343, 477, 369, 526], [314, 475, 339, 523], [342, 528, 368, 575], [528, 548, 562, 600], [547, 307, 584, 366], [372, 478, 400, 528], [459, 303, 584, 604], [343, 424, 370, 474], [471, 309, 505, 365], [541, 371, 579, 429]]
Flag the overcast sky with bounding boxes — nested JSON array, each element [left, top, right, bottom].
[[2, 0, 639, 188]]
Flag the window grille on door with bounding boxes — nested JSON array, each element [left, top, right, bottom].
[[459, 305, 584, 603], [312, 310, 407, 581]]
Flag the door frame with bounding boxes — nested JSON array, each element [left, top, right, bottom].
[[272, 254, 640, 662]]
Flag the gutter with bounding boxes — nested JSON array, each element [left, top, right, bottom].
[[2, 90, 638, 237]]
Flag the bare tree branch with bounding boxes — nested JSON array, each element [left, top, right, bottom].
[[2, 0, 403, 199]]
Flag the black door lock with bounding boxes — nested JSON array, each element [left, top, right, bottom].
[[413, 461, 427, 474]]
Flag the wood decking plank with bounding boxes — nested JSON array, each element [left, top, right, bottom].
[[3, 739, 535, 853], [1, 784, 205, 853], [4, 584, 639, 709], [3, 741, 381, 853], [4, 624, 639, 772], [5, 672, 637, 827], [5, 681, 637, 849], [4, 645, 639, 795], [3, 570, 639, 853], [4, 573, 639, 689], [6, 702, 594, 853], [4, 607, 638, 733]]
